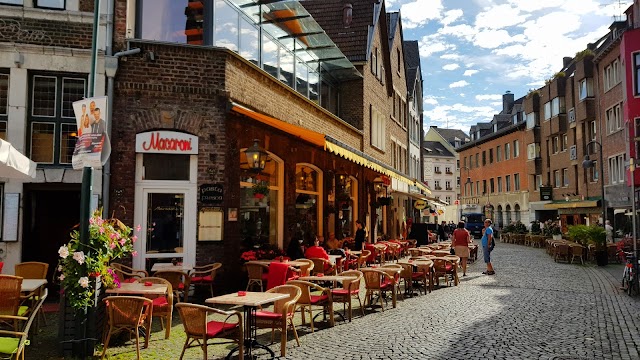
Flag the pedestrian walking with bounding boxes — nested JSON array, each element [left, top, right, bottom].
[[452, 221, 471, 276], [481, 219, 495, 275]]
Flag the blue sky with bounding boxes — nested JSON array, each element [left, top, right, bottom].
[[385, 0, 632, 134]]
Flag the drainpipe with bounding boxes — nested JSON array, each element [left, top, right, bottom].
[[102, 0, 140, 215]]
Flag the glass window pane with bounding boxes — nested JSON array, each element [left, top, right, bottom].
[[309, 70, 319, 103], [239, 186, 279, 247], [279, 48, 294, 87], [215, 0, 239, 51], [146, 193, 185, 253], [143, 154, 190, 180], [239, 17, 259, 65], [35, 0, 64, 8], [32, 76, 56, 117], [296, 59, 308, 97], [31, 122, 55, 163], [59, 123, 76, 164], [62, 78, 86, 118], [139, 0, 205, 44], [1, 0, 23, 4], [0, 74, 7, 116], [262, 34, 279, 79], [295, 165, 318, 192]]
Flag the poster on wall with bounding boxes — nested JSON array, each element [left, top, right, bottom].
[[71, 96, 111, 169]]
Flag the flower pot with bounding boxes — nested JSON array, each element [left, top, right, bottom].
[[594, 250, 608, 266], [552, 234, 562, 240]]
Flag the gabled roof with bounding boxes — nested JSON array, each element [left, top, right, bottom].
[[403, 40, 420, 94], [431, 127, 469, 143], [422, 141, 455, 157]]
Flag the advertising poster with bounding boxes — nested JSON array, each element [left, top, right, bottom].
[[71, 96, 111, 169]]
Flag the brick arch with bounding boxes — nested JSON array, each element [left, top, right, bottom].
[[128, 108, 206, 135]]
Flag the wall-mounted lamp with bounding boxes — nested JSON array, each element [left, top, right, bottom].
[[244, 139, 268, 172], [13, 52, 23, 68]]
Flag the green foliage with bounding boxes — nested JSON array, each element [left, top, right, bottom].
[[567, 225, 591, 245], [526, 89, 540, 98], [57, 210, 137, 311], [252, 182, 269, 196], [575, 49, 595, 61], [503, 221, 527, 234], [530, 221, 542, 235], [586, 226, 607, 250], [543, 221, 562, 237]]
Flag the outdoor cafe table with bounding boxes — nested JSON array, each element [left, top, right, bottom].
[[21, 279, 47, 293], [150, 262, 193, 273], [252, 260, 308, 267], [398, 260, 434, 292], [298, 275, 357, 322], [105, 282, 168, 296], [206, 291, 288, 359]]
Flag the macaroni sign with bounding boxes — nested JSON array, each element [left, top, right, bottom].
[[135, 131, 199, 154]]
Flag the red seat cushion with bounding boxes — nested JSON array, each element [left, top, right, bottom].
[[191, 275, 213, 283], [123, 278, 137, 283], [152, 296, 169, 308], [178, 283, 185, 290], [411, 272, 425, 278], [331, 288, 359, 295], [255, 311, 281, 320], [380, 281, 393, 289], [206, 320, 238, 337], [309, 294, 329, 304], [445, 264, 453, 272]]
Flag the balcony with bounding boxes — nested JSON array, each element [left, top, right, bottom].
[[524, 92, 540, 113], [548, 76, 566, 99], [445, 171, 453, 175], [575, 99, 596, 122], [549, 114, 567, 135], [526, 158, 542, 175], [575, 55, 594, 80], [434, 171, 442, 174], [446, 186, 453, 191]]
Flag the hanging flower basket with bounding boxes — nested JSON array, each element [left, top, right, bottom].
[[252, 183, 269, 198]]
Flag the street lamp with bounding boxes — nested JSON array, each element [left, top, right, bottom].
[[244, 139, 268, 172], [582, 140, 606, 226]]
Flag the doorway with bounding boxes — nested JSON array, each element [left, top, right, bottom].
[[22, 184, 81, 298]]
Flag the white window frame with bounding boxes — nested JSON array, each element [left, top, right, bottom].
[[609, 153, 626, 185], [370, 105, 385, 151], [554, 170, 560, 188], [579, 78, 594, 100], [563, 168, 569, 187], [607, 103, 623, 134], [513, 140, 519, 158], [544, 101, 551, 121]]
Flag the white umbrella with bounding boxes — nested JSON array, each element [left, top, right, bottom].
[[0, 139, 36, 180]]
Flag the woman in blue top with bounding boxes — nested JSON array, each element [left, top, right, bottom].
[[481, 219, 495, 275]]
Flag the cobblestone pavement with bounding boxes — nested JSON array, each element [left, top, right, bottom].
[[277, 243, 640, 360]]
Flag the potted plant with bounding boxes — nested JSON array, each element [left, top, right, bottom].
[[567, 225, 591, 246], [586, 225, 607, 266], [252, 183, 269, 199], [530, 221, 542, 235]]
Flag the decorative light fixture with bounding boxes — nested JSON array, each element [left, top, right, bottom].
[[244, 139, 268, 172], [373, 177, 385, 195], [336, 167, 348, 188]]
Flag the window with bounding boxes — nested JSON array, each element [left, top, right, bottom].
[[392, 92, 397, 119], [562, 134, 568, 151], [553, 137, 559, 154], [551, 97, 565, 117], [0, 73, 7, 140], [482, 180, 487, 194], [505, 175, 511, 192], [490, 178, 495, 193], [463, 157, 467, 168], [554, 170, 560, 187], [446, 181, 451, 190], [29, 74, 86, 165], [635, 54, 640, 96], [476, 181, 480, 195], [445, 166, 451, 174], [482, 151, 486, 166], [456, 160, 460, 169], [0, 1, 24, 5], [497, 177, 502, 192], [434, 166, 441, 174], [607, 103, 623, 134], [445, 196, 451, 204], [397, 49, 401, 74], [527, 143, 540, 160], [391, 142, 397, 169], [497, 145, 502, 162], [579, 78, 594, 100], [514, 174, 520, 191], [606, 58, 622, 92], [371, 47, 378, 77], [590, 121, 597, 141], [475, 153, 479, 167], [536, 175, 542, 190], [434, 180, 441, 190], [513, 140, 519, 158], [562, 168, 569, 187], [526, 112, 538, 129], [544, 101, 551, 120], [457, 176, 460, 187], [139, 0, 206, 45], [370, 105, 385, 150], [590, 161, 599, 182], [609, 154, 626, 184], [505, 143, 511, 160], [489, 149, 494, 163]]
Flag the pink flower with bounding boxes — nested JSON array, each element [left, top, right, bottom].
[[59, 274, 65, 281], [58, 246, 69, 259], [119, 239, 126, 246], [99, 227, 105, 234], [78, 277, 89, 288], [136, 224, 142, 232], [109, 242, 116, 249], [72, 251, 85, 265], [132, 251, 138, 257], [110, 233, 118, 240], [89, 217, 95, 225], [131, 235, 138, 243]]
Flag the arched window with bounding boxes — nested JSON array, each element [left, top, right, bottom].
[[239, 151, 284, 248], [496, 205, 503, 228], [514, 204, 521, 222], [295, 164, 323, 242], [505, 204, 512, 224], [335, 176, 357, 238]]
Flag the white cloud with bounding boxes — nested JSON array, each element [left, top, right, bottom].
[[441, 9, 464, 26], [401, 0, 444, 29], [464, 69, 479, 76], [475, 4, 529, 29], [418, 37, 456, 57], [449, 80, 469, 88], [443, 63, 460, 71], [424, 95, 439, 105], [474, 29, 517, 49], [459, 93, 466, 97], [475, 94, 502, 101], [440, 53, 463, 60]]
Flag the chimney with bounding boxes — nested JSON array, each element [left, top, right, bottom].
[[562, 56, 572, 68], [343, 2, 353, 28], [502, 91, 514, 113]]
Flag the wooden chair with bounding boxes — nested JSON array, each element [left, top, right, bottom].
[[309, 258, 335, 275], [554, 244, 570, 263], [111, 263, 149, 283], [255, 284, 301, 357], [330, 270, 364, 322], [154, 271, 190, 303], [175, 303, 243, 360], [137, 277, 173, 339], [189, 263, 221, 298], [0, 275, 27, 331], [245, 261, 269, 291], [14, 262, 48, 326], [0, 288, 47, 360], [357, 250, 371, 269], [361, 268, 396, 311], [101, 296, 153, 360], [432, 258, 456, 287], [286, 280, 334, 332]]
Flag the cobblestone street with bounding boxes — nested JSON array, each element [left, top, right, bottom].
[[280, 243, 640, 360]]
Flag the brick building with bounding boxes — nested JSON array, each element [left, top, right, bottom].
[[624, 1, 640, 226]]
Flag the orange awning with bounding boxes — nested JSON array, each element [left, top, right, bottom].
[[230, 103, 326, 148]]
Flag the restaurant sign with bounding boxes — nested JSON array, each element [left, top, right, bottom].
[[135, 131, 199, 154], [540, 186, 553, 201], [200, 183, 223, 205], [414, 199, 428, 210]]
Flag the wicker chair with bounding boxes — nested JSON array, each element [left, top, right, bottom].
[[101, 296, 153, 360], [386, 243, 402, 262], [137, 277, 173, 339], [361, 268, 396, 311], [286, 280, 334, 332], [0, 288, 47, 360], [330, 270, 364, 322], [554, 244, 570, 263], [432, 259, 456, 287], [111, 263, 149, 283], [296, 259, 314, 277], [381, 264, 403, 300], [175, 303, 243, 360], [189, 263, 222, 298], [0, 275, 27, 331], [357, 250, 371, 269], [255, 285, 301, 357], [570, 245, 585, 265], [14, 262, 48, 326], [309, 258, 335, 275], [154, 271, 190, 303], [245, 261, 269, 291]]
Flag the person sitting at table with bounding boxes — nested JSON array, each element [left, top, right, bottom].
[[305, 237, 333, 272], [326, 232, 346, 257], [286, 235, 305, 260]]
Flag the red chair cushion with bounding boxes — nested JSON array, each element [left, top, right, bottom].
[[0, 262, 3, 273], [191, 275, 213, 283], [261, 273, 269, 281], [178, 283, 185, 290], [255, 311, 281, 320], [206, 320, 238, 337], [331, 288, 359, 295], [309, 294, 329, 304], [123, 278, 137, 283], [266, 262, 289, 290], [445, 264, 453, 272], [380, 281, 393, 289], [152, 296, 169, 308]]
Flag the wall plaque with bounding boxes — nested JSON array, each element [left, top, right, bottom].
[[200, 183, 223, 205], [540, 186, 553, 201]]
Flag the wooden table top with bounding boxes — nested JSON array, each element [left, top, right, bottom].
[[398, 260, 433, 266], [252, 260, 308, 267], [298, 275, 357, 282], [206, 292, 289, 307], [106, 282, 168, 295], [151, 263, 193, 273], [21, 279, 47, 293]]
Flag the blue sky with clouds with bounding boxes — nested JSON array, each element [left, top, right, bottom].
[[385, 0, 632, 134]]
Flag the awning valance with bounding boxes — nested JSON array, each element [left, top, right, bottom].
[[392, 189, 428, 201], [230, 103, 326, 148], [544, 200, 599, 210]]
